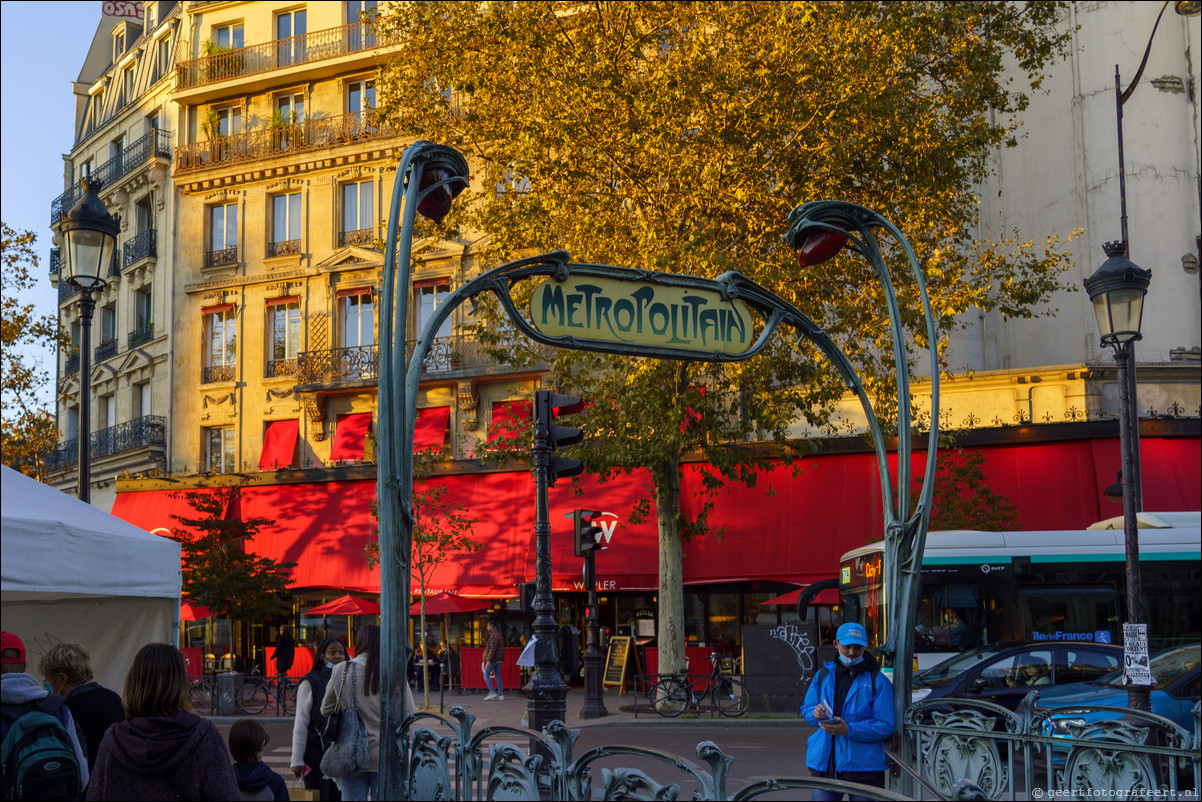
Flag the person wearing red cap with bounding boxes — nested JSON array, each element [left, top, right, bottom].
[[1, 631, 90, 796]]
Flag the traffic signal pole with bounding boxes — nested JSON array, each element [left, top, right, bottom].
[[528, 391, 583, 738], [580, 546, 608, 719]]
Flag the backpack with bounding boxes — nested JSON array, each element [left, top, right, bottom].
[[0, 696, 81, 801]]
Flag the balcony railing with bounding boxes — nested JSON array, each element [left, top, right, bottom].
[[95, 338, 118, 362], [51, 129, 172, 225], [267, 239, 301, 257], [58, 281, 80, 305], [128, 323, 155, 348], [205, 246, 238, 268], [338, 227, 376, 247], [296, 345, 378, 384], [124, 229, 157, 266], [63, 355, 79, 375], [266, 358, 298, 378], [202, 364, 236, 384], [294, 336, 559, 387], [44, 415, 168, 470], [176, 110, 395, 175], [106, 249, 121, 280], [50, 248, 61, 276], [176, 20, 383, 91]]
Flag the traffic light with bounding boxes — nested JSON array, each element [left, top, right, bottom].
[[573, 509, 603, 557], [534, 389, 584, 486], [519, 581, 536, 613]]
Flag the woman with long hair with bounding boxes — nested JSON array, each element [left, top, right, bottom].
[[290, 637, 347, 800], [85, 643, 239, 801], [320, 625, 413, 801]]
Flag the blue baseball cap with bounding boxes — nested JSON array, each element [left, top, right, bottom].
[[836, 623, 868, 647]]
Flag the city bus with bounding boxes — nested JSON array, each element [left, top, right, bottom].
[[838, 512, 1201, 670]]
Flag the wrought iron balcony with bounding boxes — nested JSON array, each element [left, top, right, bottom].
[[175, 110, 395, 175], [44, 415, 168, 470], [266, 358, 298, 378], [95, 338, 118, 362], [267, 239, 301, 257], [63, 354, 79, 375], [296, 345, 377, 384], [50, 129, 172, 225], [338, 227, 376, 247], [106, 249, 121, 280], [202, 364, 236, 384], [58, 281, 80, 305], [128, 323, 155, 348], [205, 246, 238, 268], [50, 247, 61, 276], [123, 229, 157, 266], [176, 20, 383, 91]]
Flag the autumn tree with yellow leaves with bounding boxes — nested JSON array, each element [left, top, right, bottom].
[[375, 1, 1075, 676]]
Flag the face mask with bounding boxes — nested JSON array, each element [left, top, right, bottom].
[[838, 653, 864, 667], [325, 662, 337, 670]]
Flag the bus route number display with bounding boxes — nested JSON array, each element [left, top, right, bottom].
[[1122, 623, 1153, 686]]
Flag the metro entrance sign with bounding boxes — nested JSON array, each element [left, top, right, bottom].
[[374, 141, 941, 799], [529, 274, 755, 356]]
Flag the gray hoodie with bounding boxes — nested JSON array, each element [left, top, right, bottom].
[[0, 671, 91, 788]]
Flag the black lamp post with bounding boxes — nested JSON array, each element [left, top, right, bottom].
[[1084, 241, 1152, 711], [58, 177, 118, 504]]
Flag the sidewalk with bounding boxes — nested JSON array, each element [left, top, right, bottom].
[[206, 684, 805, 729]]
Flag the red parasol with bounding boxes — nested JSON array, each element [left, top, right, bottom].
[[304, 595, 381, 616], [180, 602, 212, 621]]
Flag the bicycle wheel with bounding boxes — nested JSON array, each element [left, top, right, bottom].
[[280, 679, 298, 715], [237, 681, 269, 714], [189, 678, 212, 712], [649, 676, 690, 717], [716, 677, 749, 717]]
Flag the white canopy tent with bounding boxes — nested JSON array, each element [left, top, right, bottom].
[[1, 465, 181, 693]]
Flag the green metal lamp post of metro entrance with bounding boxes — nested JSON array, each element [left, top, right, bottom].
[[376, 141, 470, 801]]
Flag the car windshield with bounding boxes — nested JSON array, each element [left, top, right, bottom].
[[1098, 644, 1201, 691], [914, 644, 1013, 686]]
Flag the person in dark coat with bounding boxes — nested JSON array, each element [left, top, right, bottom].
[[38, 641, 125, 773], [275, 626, 296, 676], [230, 718, 288, 801], [85, 643, 239, 801], [290, 637, 346, 801]]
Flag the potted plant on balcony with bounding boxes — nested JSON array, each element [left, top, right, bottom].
[[200, 109, 227, 163], [269, 109, 303, 153], [201, 39, 246, 82]]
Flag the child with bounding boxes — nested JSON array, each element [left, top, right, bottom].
[[228, 718, 289, 802]]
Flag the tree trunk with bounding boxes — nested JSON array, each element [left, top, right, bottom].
[[655, 454, 685, 677]]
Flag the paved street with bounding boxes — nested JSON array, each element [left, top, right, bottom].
[[209, 685, 816, 791]]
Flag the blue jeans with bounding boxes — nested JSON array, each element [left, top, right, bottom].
[[337, 771, 377, 801], [484, 661, 503, 695]]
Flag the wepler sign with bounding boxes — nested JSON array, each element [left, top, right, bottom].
[[530, 275, 754, 355]]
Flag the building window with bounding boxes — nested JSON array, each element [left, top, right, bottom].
[[274, 92, 304, 124], [67, 407, 79, 441], [110, 135, 125, 166], [146, 4, 157, 31], [113, 29, 126, 62], [346, 79, 375, 117], [131, 288, 153, 346], [214, 23, 244, 50], [134, 382, 151, 417], [339, 181, 374, 246], [203, 305, 236, 383], [338, 289, 375, 349], [275, 9, 306, 67], [346, 1, 378, 50], [79, 158, 94, 179], [267, 297, 301, 376], [98, 304, 118, 360], [214, 105, 242, 137], [269, 193, 301, 256], [101, 394, 116, 430], [156, 36, 171, 82], [122, 65, 135, 107], [414, 280, 452, 341], [207, 203, 238, 266], [204, 426, 236, 473]]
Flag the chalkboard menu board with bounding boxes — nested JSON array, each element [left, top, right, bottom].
[[603, 636, 634, 694]]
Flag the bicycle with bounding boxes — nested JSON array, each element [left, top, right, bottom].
[[188, 674, 215, 712], [237, 671, 297, 715], [646, 652, 749, 717]]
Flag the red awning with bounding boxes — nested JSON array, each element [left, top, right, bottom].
[[759, 586, 840, 607], [111, 487, 233, 539], [329, 412, 373, 462], [259, 419, 300, 470], [488, 400, 530, 442], [414, 407, 450, 452]]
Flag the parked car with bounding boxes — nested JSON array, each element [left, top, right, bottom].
[[1035, 643, 1202, 737], [911, 641, 1124, 709]]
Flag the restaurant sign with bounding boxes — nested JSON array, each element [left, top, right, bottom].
[[529, 275, 755, 356]]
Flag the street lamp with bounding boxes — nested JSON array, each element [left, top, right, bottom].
[[58, 177, 118, 504], [1084, 241, 1152, 711]]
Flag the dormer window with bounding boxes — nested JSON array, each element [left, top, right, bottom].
[[113, 29, 126, 62]]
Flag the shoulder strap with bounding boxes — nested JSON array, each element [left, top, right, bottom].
[[346, 662, 358, 711], [815, 665, 829, 688]]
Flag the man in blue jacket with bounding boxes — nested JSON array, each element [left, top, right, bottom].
[[802, 622, 894, 800]]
